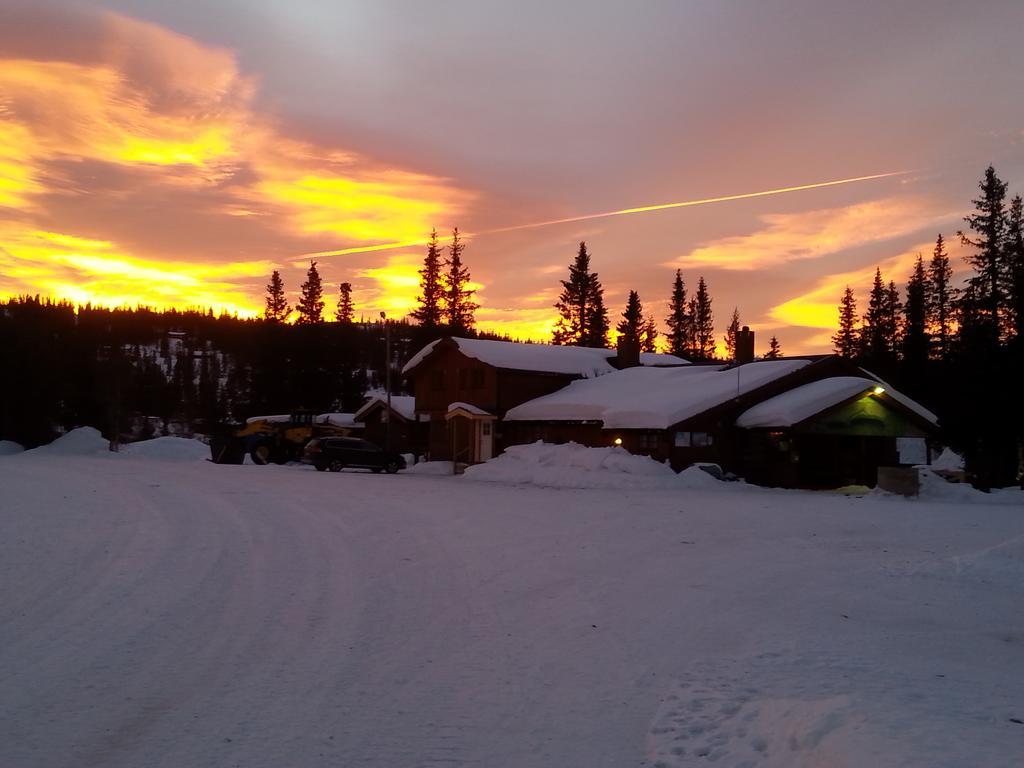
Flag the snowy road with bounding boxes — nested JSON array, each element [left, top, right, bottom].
[[2, 451, 1023, 767]]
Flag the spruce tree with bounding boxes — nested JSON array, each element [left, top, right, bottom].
[[411, 228, 445, 328], [902, 255, 930, 369], [583, 272, 609, 348], [263, 270, 290, 323], [664, 269, 689, 357], [832, 286, 859, 358], [1006, 195, 1024, 339], [764, 335, 782, 359], [617, 290, 643, 339], [723, 307, 741, 360], [335, 282, 354, 323], [884, 280, 903, 358], [861, 268, 888, 361], [553, 242, 607, 347], [691, 277, 714, 360], [641, 313, 659, 353], [295, 261, 325, 325], [958, 165, 1008, 339], [443, 228, 478, 333], [928, 234, 956, 358]]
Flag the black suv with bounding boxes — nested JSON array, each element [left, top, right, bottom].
[[303, 437, 406, 474]]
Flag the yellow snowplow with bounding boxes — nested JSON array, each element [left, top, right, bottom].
[[209, 410, 354, 465]]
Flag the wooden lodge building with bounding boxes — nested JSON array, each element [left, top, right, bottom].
[[385, 333, 940, 488]]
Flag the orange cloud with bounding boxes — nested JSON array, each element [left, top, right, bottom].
[[0, 10, 470, 313], [669, 197, 951, 270]]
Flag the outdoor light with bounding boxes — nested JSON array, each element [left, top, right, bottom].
[[613, 437, 623, 446], [873, 386, 885, 395]]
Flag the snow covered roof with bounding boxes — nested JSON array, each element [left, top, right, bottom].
[[447, 402, 494, 417], [736, 376, 939, 428], [315, 413, 360, 428], [245, 414, 291, 425], [639, 352, 689, 366], [402, 337, 690, 378], [353, 395, 417, 422], [505, 359, 812, 429]]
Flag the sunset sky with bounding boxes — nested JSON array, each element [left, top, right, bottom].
[[2, 1, 1023, 353]]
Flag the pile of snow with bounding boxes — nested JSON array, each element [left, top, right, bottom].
[[405, 460, 455, 475], [29, 427, 108, 456], [464, 441, 683, 490], [930, 447, 965, 471], [122, 436, 210, 461], [676, 464, 729, 490], [0, 440, 24, 456]]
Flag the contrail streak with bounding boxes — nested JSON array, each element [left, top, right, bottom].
[[300, 170, 909, 260]]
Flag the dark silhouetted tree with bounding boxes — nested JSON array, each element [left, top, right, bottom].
[[295, 261, 324, 325], [641, 313, 659, 353], [1006, 195, 1024, 339], [764, 335, 782, 359], [411, 229, 445, 328], [902, 255, 930, 370], [664, 269, 689, 358], [443, 228, 478, 333], [958, 165, 1008, 340], [617, 290, 643, 339], [335, 282, 354, 323], [861, 268, 889, 361], [723, 307, 741, 361], [691, 277, 714, 360], [553, 242, 607, 347], [832, 286, 858, 358], [928, 234, 956, 358], [264, 270, 290, 322]]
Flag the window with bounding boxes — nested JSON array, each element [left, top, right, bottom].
[[481, 421, 492, 436], [458, 369, 469, 389], [674, 431, 713, 448], [471, 369, 485, 388], [641, 433, 659, 449], [430, 370, 444, 391]]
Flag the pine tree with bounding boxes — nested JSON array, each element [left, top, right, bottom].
[[443, 228, 478, 333], [902, 255, 930, 368], [764, 335, 782, 359], [295, 261, 325, 324], [553, 242, 607, 347], [335, 282, 354, 323], [691, 277, 714, 360], [884, 280, 903, 358], [664, 269, 689, 358], [641, 313, 659, 353], [928, 234, 956, 358], [411, 229, 445, 328], [958, 165, 1008, 340], [832, 286, 859, 358], [263, 270, 290, 323], [723, 307, 741, 361], [617, 290, 643, 339], [861, 268, 888, 361], [584, 272, 609, 348], [1006, 195, 1024, 339]]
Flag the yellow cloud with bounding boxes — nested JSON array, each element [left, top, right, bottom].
[[669, 198, 949, 271], [0, 225, 269, 316], [769, 245, 932, 330]]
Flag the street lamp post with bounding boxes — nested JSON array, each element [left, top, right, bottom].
[[381, 311, 392, 451]]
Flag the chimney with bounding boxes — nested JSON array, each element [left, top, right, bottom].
[[615, 332, 641, 369], [735, 326, 755, 364]]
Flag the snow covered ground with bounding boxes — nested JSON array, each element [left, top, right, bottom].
[[1, 438, 1023, 767]]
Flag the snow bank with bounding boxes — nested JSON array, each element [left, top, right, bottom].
[[123, 436, 210, 461], [0, 440, 25, 456], [464, 441, 683, 490], [405, 461, 455, 475], [30, 427, 108, 456], [930, 447, 964, 471]]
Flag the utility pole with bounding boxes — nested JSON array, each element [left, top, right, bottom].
[[381, 311, 392, 451]]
